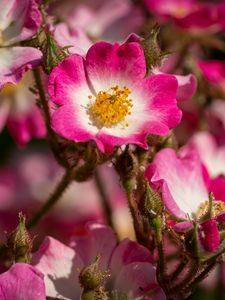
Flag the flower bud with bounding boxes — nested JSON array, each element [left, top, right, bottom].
[[40, 30, 68, 74], [140, 24, 164, 75], [7, 213, 32, 263], [79, 256, 105, 290], [142, 182, 163, 219]]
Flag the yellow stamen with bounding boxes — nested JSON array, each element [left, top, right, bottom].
[[0, 83, 17, 96], [196, 200, 225, 219], [88, 85, 133, 128]]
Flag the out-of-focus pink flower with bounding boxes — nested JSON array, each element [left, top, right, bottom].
[[32, 223, 163, 299], [144, 0, 195, 20], [205, 100, 225, 145], [0, 263, 46, 300], [0, 71, 46, 146], [48, 41, 181, 153], [0, 0, 42, 88], [188, 132, 225, 178], [145, 147, 225, 252], [198, 60, 225, 91], [145, 0, 223, 31], [53, 23, 93, 56], [51, 0, 144, 42]]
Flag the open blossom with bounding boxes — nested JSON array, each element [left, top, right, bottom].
[[48, 41, 182, 153], [145, 148, 225, 252], [0, 263, 46, 300], [0, 0, 42, 88], [32, 223, 164, 299]]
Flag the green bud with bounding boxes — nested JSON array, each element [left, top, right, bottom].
[[40, 30, 68, 74], [79, 256, 105, 290], [140, 24, 164, 75], [142, 182, 163, 219], [7, 213, 32, 263]]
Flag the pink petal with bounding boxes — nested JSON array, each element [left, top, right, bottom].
[[113, 262, 160, 298], [0, 0, 41, 45], [199, 219, 220, 252], [7, 104, 46, 146], [198, 60, 225, 85], [32, 236, 84, 299], [85, 41, 146, 85], [138, 74, 182, 135], [48, 54, 89, 106], [0, 263, 45, 300], [70, 223, 117, 271], [53, 23, 92, 56], [175, 74, 197, 101], [110, 239, 153, 274], [145, 148, 208, 219], [0, 47, 42, 89], [189, 132, 225, 178], [209, 177, 225, 203]]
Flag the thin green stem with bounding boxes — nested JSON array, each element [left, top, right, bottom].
[[27, 169, 72, 228], [94, 169, 114, 229]]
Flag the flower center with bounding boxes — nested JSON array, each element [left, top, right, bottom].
[[196, 200, 225, 219], [88, 85, 133, 128]]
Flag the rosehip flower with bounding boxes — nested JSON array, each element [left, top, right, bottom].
[[0, 71, 46, 146], [32, 223, 164, 299], [0, 263, 46, 300], [48, 41, 182, 153], [145, 148, 225, 251], [0, 0, 42, 88]]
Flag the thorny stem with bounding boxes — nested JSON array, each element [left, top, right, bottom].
[[94, 169, 114, 229], [125, 185, 148, 247], [27, 169, 72, 228], [33, 68, 52, 133], [154, 216, 168, 295]]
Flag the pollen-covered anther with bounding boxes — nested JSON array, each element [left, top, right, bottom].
[[88, 85, 133, 128], [196, 200, 225, 219]]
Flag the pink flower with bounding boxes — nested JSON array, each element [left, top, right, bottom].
[[32, 223, 164, 299], [0, 0, 42, 88], [51, 0, 144, 42], [53, 23, 93, 56], [205, 100, 225, 145], [145, 147, 225, 251], [0, 263, 46, 300], [198, 60, 225, 91], [145, 148, 208, 220], [144, 0, 195, 20], [145, 0, 222, 31], [188, 132, 225, 178], [0, 71, 46, 146], [48, 41, 182, 153]]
